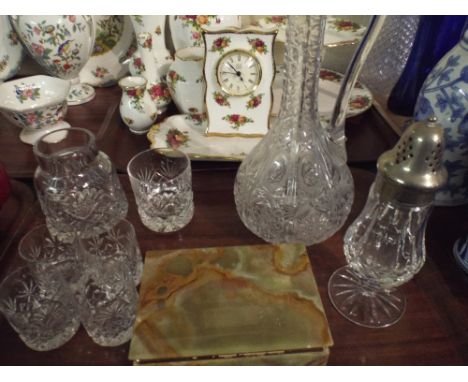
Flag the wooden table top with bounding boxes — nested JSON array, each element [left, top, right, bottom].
[[0, 86, 466, 366], [0, 86, 399, 178]]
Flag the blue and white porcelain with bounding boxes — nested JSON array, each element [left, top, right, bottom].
[[0, 16, 24, 82], [453, 235, 468, 274], [414, 27, 468, 206]]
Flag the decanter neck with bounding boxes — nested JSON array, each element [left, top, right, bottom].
[[276, 16, 326, 129]]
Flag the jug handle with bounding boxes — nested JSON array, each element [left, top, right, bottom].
[[327, 16, 386, 151]]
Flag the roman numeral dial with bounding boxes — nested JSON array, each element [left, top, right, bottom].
[[216, 50, 262, 96]]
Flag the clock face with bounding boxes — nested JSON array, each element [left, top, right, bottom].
[[216, 50, 262, 96]]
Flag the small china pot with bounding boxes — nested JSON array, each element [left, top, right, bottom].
[[0, 75, 71, 145], [169, 15, 241, 51], [167, 47, 206, 117], [119, 76, 158, 134]]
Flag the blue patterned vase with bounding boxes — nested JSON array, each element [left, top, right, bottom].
[[414, 27, 468, 206], [388, 16, 467, 116]]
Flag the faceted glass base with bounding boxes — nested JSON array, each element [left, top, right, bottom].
[[328, 266, 406, 328]]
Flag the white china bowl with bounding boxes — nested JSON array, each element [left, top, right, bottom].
[[0, 75, 71, 145]]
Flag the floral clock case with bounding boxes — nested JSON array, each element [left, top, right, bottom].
[[202, 29, 277, 137]]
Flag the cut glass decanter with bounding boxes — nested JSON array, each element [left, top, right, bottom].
[[234, 16, 354, 245]]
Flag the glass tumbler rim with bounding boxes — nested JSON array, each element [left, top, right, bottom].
[[18, 224, 77, 264], [32, 127, 96, 161], [127, 147, 191, 183]]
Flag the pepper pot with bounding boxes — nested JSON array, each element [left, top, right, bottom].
[[118, 76, 158, 134]]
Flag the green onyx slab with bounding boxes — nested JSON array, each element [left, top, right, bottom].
[[128, 243, 333, 365]]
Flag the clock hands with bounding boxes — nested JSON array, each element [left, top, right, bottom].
[[227, 62, 239, 74], [226, 62, 245, 82]]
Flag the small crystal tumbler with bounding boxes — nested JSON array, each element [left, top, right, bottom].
[[79, 219, 143, 286], [18, 224, 86, 300], [328, 118, 447, 328], [33, 128, 128, 242], [0, 266, 80, 351], [127, 148, 194, 233], [80, 258, 138, 347]]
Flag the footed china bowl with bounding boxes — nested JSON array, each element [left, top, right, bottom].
[[0, 75, 71, 145]]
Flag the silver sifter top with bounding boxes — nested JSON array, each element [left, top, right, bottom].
[[376, 117, 448, 205]]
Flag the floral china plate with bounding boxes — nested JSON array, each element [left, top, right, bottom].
[[80, 16, 135, 87], [271, 69, 373, 118], [148, 114, 260, 161], [257, 16, 367, 47], [147, 68, 373, 162]]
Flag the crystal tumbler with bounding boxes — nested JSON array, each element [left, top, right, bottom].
[[79, 219, 143, 286], [127, 148, 194, 233], [80, 258, 138, 347], [33, 128, 128, 242], [0, 266, 80, 351], [18, 224, 86, 301]]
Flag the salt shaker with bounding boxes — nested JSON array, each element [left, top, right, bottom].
[[328, 117, 447, 328]]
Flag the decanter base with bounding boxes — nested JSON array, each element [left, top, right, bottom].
[[328, 266, 406, 328], [67, 83, 95, 106]]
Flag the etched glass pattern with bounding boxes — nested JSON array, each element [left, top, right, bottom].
[[80, 259, 138, 347], [234, 16, 354, 245], [344, 176, 431, 289], [80, 219, 143, 286], [18, 224, 86, 300], [328, 174, 433, 328], [128, 148, 194, 233], [0, 266, 80, 351], [360, 16, 420, 100], [33, 128, 128, 242]]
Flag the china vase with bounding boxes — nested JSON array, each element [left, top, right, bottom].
[[167, 47, 205, 120], [79, 15, 134, 87], [130, 16, 172, 66], [118, 76, 158, 134], [169, 15, 241, 51], [233, 16, 354, 245], [414, 25, 468, 206], [0, 16, 24, 82], [133, 32, 171, 113], [10, 15, 96, 106]]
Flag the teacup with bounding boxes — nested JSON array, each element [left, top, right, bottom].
[[167, 47, 206, 118], [0, 75, 71, 145]]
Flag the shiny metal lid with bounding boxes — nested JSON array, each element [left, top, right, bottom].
[[377, 117, 448, 205]]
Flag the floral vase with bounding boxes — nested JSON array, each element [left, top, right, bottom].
[[79, 15, 135, 87], [130, 16, 172, 66], [169, 15, 241, 51], [233, 16, 354, 245], [167, 47, 205, 122], [118, 76, 158, 134], [414, 26, 468, 206], [0, 16, 24, 82], [10, 15, 96, 106], [133, 32, 171, 113]]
